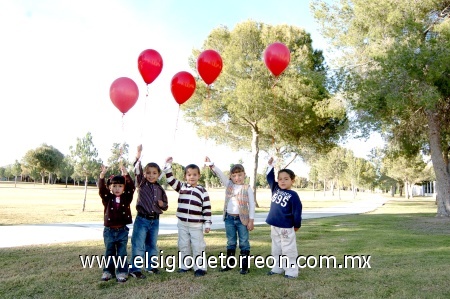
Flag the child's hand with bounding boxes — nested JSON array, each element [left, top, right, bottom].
[[120, 165, 128, 176], [157, 199, 164, 207], [268, 157, 274, 166], [136, 144, 143, 159], [247, 220, 254, 231], [205, 156, 210, 163], [165, 157, 173, 164], [204, 228, 210, 233], [100, 165, 108, 178], [294, 227, 299, 232]]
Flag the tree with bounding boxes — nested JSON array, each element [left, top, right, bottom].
[[106, 142, 130, 176], [4, 165, 12, 181], [11, 160, 22, 187], [308, 165, 319, 197], [326, 147, 348, 199], [0, 167, 5, 180], [312, 0, 450, 216], [183, 21, 346, 206], [21, 144, 64, 184], [70, 132, 102, 211], [56, 156, 74, 188], [383, 153, 428, 199]]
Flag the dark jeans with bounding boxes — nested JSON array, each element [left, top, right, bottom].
[[103, 226, 129, 274], [130, 215, 160, 273]]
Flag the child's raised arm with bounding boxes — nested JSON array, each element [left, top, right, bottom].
[[164, 157, 182, 192], [205, 156, 228, 186], [266, 157, 276, 191]]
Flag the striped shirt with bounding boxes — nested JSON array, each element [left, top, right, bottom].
[[165, 167, 212, 228]]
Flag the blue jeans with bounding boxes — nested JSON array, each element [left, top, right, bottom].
[[130, 215, 159, 273], [103, 226, 129, 274], [224, 214, 250, 252]]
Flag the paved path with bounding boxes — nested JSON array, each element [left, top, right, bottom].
[[0, 197, 387, 248]]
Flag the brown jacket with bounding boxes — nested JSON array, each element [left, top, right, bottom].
[[99, 174, 135, 227]]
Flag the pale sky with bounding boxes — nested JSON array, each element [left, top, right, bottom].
[[0, 0, 382, 177]]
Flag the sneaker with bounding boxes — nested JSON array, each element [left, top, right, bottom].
[[267, 271, 280, 276], [116, 273, 128, 283], [129, 271, 146, 279], [101, 271, 112, 281], [177, 268, 191, 273], [146, 268, 160, 274], [284, 275, 296, 279], [194, 269, 206, 277], [239, 268, 249, 275]]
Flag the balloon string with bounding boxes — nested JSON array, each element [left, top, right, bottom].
[[271, 76, 279, 147], [206, 85, 210, 141], [120, 113, 125, 168], [174, 105, 180, 142], [141, 84, 149, 139]]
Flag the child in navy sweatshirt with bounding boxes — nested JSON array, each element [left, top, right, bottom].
[[265, 157, 302, 278]]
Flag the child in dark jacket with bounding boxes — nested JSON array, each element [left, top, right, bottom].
[[98, 164, 135, 283]]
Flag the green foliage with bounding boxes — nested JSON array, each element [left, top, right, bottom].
[[171, 162, 186, 182], [106, 142, 130, 176], [183, 20, 347, 196], [21, 144, 64, 184], [11, 160, 22, 177], [382, 153, 428, 185], [70, 132, 102, 182], [313, 0, 450, 214], [56, 156, 75, 187]]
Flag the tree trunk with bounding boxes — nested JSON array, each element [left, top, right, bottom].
[[65, 177, 68, 188], [41, 172, 45, 185], [426, 110, 450, 216], [323, 179, 326, 197], [390, 184, 395, 197], [330, 180, 335, 196], [338, 180, 341, 200], [250, 124, 260, 207], [14, 176, 17, 188], [313, 182, 315, 198], [404, 181, 409, 199], [82, 176, 88, 212]]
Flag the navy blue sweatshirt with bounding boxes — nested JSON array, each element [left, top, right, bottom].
[[265, 167, 302, 229]]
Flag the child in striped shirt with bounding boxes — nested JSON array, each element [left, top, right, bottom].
[[164, 157, 212, 277]]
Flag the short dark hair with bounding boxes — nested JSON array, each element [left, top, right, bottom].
[[278, 168, 295, 180], [230, 164, 245, 174], [107, 175, 125, 186], [144, 162, 161, 174], [185, 164, 200, 175]]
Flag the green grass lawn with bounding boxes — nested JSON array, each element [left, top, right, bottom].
[[1, 194, 449, 299]]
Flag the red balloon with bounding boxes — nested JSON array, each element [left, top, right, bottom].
[[109, 77, 139, 114], [264, 42, 290, 77], [197, 49, 223, 85], [138, 49, 163, 84], [170, 71, 196, 105]]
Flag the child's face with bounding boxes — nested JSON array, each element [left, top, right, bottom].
[[277, 172, 294, 190], [109, 183, 125, 196], [185, 168, 200, 187], [144, 167, 160, 183], [230, 171, 246, 185]]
